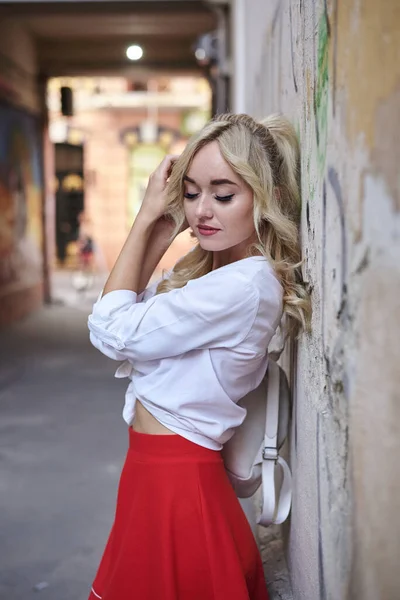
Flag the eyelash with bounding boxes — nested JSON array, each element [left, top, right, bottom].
[[184, 193, 234, 202]]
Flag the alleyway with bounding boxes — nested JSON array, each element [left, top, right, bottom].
[[0, 1, 398, 598], [0, 279, 128, 600]]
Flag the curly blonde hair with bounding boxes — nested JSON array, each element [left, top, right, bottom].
[[157, 113, 311, 335]]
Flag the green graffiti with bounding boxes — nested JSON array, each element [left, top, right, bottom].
[[315, 12, 329, 172]]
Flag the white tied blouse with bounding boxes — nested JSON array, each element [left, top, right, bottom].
[[88, 256, 283, 450]]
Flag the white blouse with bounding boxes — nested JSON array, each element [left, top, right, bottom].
[[88, 256, 283, 450]]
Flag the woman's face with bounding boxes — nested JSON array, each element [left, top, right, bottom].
[[183, 141, 256, 265]]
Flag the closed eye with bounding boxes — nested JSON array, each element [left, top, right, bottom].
[[215, 194, 234, 202], [184, 192, 199, 200]]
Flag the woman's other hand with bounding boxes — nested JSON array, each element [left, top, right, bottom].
[[138, 155, 179, 225]]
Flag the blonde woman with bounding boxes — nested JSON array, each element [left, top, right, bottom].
[[87, 113, 311, 600]]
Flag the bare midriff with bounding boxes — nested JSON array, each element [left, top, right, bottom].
[[131, 399, 177, 435]]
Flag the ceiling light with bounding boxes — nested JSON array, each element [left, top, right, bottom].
[[126, 45, 143, 61], [195, 48, 206, 61]]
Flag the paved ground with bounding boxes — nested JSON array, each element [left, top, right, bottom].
[[0, 274, 125, 600], [0, 271, 292, 600]]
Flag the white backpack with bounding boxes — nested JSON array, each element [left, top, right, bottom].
[[221, 350, 292, 527]]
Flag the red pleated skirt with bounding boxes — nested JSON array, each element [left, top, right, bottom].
[[88, 429, 269, 600]]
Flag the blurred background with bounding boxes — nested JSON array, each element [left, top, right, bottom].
[[0, 2, 399, 600]]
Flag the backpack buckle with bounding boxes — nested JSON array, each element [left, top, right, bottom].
[[262, 446, 278, 461]]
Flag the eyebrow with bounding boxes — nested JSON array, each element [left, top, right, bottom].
[[183, 175, 239, 187]]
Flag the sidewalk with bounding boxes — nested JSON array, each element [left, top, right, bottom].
[[0, 274, 292, 600], [0, 287, 126, 599]]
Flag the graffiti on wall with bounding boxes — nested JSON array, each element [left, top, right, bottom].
[[252, 0, 400, 598], [313, 1, 330, 170], [0, 103, 43, 293], [311, 3, 352, 598]]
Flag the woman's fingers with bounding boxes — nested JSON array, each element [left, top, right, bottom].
[[157, 154, 180, 180], [164, 154, 180, 164], [138, 154, 181, 223]]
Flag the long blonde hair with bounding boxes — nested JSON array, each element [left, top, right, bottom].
[[158, 113, 311, 335]]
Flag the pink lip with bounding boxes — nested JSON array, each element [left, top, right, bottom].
[[197, 226, 220, 236]]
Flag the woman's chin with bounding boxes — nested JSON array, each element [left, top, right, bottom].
[[198, 241, 230, 253], [198, 239, 217, 250]]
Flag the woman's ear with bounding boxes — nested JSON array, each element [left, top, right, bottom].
[[274, 187, 281, 201]]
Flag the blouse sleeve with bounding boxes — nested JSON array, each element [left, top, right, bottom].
[[87, 270, 259, 362], [136, 277, 161, 303]]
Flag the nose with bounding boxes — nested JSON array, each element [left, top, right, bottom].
[[195, 194, 213, 220]]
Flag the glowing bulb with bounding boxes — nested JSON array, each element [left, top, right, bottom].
[[195, 48, 206, 61], [126, 45, 143, 61]]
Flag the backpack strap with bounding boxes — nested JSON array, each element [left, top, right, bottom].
[[257, 361, 292, 526]]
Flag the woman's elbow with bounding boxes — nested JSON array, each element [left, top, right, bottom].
[[89, 331, 127, 361]]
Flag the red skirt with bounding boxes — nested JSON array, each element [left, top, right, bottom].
[[89, 429, 269, 600]]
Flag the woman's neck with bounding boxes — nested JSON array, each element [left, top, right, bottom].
[[211, 233, 259, 270]]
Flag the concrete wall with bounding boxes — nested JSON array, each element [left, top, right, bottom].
[[233, 1, 400, 599]]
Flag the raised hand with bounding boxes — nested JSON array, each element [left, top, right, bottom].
[[102, 154, 187, 297], [138, 155, 179, 225]]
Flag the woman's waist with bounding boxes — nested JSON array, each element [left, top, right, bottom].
[[128, 427, 223, 463], [132, 399, 177, 436], [132, 395, 244, 450]]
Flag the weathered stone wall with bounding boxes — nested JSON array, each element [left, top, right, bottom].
[[233, 1, 400, 598]]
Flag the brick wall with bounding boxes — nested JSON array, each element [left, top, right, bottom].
[[0, 282, 43, 328]]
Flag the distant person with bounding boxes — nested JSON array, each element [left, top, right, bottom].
[[78, 234, 94, 271], [77, 212, 94, 272], [87, 114, 311, 599]]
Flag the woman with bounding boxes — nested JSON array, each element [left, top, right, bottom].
[[87, 113, 311, 600]]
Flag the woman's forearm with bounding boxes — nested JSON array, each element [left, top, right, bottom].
[[102, 215, 175, 298], [102, 214, 155, 297], [137, 219, 175, 293]]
